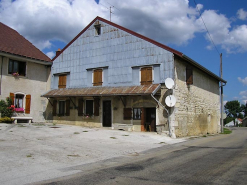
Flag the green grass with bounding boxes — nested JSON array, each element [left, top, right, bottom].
[[221, 128, 232, 134], [74, 132, 80, 134], [110, 137, 117, 139]]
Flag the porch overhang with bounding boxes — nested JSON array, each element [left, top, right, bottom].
[[42, 84, 161, 98]]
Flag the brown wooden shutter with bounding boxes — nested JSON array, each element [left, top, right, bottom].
[[123, 108, 132, 120], [9, 92, 14, 106], [66, 99, 70, 116], [141, 108, 146, 131], [25, 94, 31, 114], [93, 69, 102, 86], [186, 66, 193, 85], [58, 75, 67, 88], [94, 98, 100, 116], [141, 67, 152, 85], [53, 100, 57, 116], [78, 99, 84, 116]]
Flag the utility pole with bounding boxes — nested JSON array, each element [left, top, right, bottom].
[[110, 6, 114, 21], [220, 53, 224, 133]]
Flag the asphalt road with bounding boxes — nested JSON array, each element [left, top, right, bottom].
[[37, 127, 247, 185]]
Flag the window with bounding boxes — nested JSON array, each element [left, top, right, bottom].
[[8, 59, 26, 76], [133, 108, 141, 120], [94, 24, 101, 36], [93, 69, 103, 86], [9, 93, 31, 113], [141, 67, 152, 85], [123, 108, 132, 120], [186, 66, 193, 85], [86, 100, 94, 116], [58, 75, 67, 88], [58, 101, 65, 116]]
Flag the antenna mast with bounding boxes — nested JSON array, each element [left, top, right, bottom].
[[110, 6, 114, 21]]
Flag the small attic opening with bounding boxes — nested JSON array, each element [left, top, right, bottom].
[[94, 24, 101, 36]]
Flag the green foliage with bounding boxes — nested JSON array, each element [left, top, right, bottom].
[[224, 100, 241, 118], [0, 98, 14, 118], [221, 128, 232, 134], [0, 117, 14, 123]]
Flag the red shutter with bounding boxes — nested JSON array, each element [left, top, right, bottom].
[[9, 92, 14, 106], [78, 99, 84, 116], [94, 98, 100, 116], [53, 100, 57, 116], [123, 108, 132, 120], [25, 94, 31, 114], [141, 108, 146, 131], [66, 99, 70, 116], [186, 66, 193, 85]]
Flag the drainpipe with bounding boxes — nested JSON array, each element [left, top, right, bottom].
[[151, 84, 172, 137], [0, 56, 3, 95]]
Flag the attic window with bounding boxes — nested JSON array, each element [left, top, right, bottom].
[[186, 66, 193, 85], [94, 24, 101, 36]]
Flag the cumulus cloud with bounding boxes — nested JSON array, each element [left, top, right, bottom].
[[237, 8, 247, 20], [1, 0, 247, 54], [239, 91, 247, 103], [46, 51, 55, 59], [238, 77, 247, 85]]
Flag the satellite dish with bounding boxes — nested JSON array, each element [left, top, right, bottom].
[[165, 95, 176, 107], [165, 78, 174, 89]]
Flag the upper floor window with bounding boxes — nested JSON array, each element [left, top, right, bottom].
[[94, 24, 101, 36], [186, 66, 193, 85], [93, 69, 103, 86], [8, 59, 26, 76], [140, 67, 152, 85], [58, 75, 67, 88]]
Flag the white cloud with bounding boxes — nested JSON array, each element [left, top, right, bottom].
[[1, 0, 247, 54], [237, 8, 247, 20], [239, 91, 247, 104], [238, 77, 247, 85], [46, 51, 55, 59]]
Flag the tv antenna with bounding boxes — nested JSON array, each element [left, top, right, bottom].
[[100, 2, 120, 21]]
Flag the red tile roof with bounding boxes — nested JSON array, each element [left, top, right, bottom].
[[42, 84, 160, 97], [0, 22, 51, 62]]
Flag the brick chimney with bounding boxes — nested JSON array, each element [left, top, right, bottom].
[[56, 48, 61, 57]]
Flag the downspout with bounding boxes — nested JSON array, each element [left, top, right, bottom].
[[151, 84, 171, 137], [0, 56, 3, 95]]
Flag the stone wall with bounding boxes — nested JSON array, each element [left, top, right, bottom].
[[172, 57, 220, 137]]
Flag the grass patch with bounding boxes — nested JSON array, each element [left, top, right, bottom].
[[110, 137, 117, 139], [26, 154, 32, 158], [159, 142, 166, 144], [67, 154, 80, 157], [83, 131, 88, 132], [221, 128, 232, 134], [203, 135, 207, 137], [122, 135, 129, 136], [74, 132, 80, 134], [18, 125, 26, 127]]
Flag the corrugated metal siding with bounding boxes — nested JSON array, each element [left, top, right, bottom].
[[51, 20, 174, 89]]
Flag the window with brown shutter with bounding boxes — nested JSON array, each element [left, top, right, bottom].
[[53, 100, 57, 116], [141, 67, 152, 85], [78, 99, 84, 116], [123, 108, 132, 120], [66, 100, 70, 116], [9, 92, 14, 106], [94, 98, 100, 116], [186, 66, 193, 85], [58, 75, 67, 88], [93, 69, 103, 86], [25, 94, 31, 114]]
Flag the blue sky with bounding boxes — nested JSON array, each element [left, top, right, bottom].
[[0, 0, 246, 104]]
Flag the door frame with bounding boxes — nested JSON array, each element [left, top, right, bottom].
[[102, 100, 112, 127]]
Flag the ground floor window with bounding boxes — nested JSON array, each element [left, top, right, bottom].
[[86, 100, 94, 116], [15, 94, 24, 108], [133, 108, 141, 120], [58, 101, 65, 116]]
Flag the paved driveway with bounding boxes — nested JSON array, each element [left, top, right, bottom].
[[0, 123, 186, 185]]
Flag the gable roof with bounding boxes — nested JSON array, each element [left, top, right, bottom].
[[53, 16, 226, 83], [0, 22, 51, 63]]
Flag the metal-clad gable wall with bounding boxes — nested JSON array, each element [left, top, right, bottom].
[[51, 20, 174, 89]]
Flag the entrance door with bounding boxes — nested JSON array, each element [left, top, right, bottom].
[[146, 108, 156, 132], [103, 101, 111, 127]]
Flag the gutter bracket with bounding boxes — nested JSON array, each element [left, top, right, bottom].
[[47, 98, 53, 106], [69, 97, 76, 108], [120, 96, 126, 107]]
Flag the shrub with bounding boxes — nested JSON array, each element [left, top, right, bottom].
[[0, 117, 14, 123], [0, 98, 14, 118]]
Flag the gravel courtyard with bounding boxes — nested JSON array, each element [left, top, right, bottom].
[[0, 123, 186, 185]]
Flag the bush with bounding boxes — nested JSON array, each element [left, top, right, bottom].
[[0, 98, 14, 118], [0, 117, 14, 123]]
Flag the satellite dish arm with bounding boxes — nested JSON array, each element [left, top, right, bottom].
[[151, 85, 171, 137]]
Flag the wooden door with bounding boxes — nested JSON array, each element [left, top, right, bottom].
[[103, 101, 111, 127]]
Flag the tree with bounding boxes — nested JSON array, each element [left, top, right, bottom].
[[224, 100, 242, 126]]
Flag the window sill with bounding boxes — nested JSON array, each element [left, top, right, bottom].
[[7, 74, 27, 79]]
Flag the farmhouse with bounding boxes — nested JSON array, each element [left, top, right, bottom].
[[42, 16, 226, 137], [0, 22, 52, 123]]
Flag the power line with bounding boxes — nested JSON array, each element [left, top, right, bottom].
[[194, 0, 220, 56]]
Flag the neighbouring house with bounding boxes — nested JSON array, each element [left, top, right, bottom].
[[42, 16, 226, 137], [0, 22, 52, 123], [243, 117, 247, 127]]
